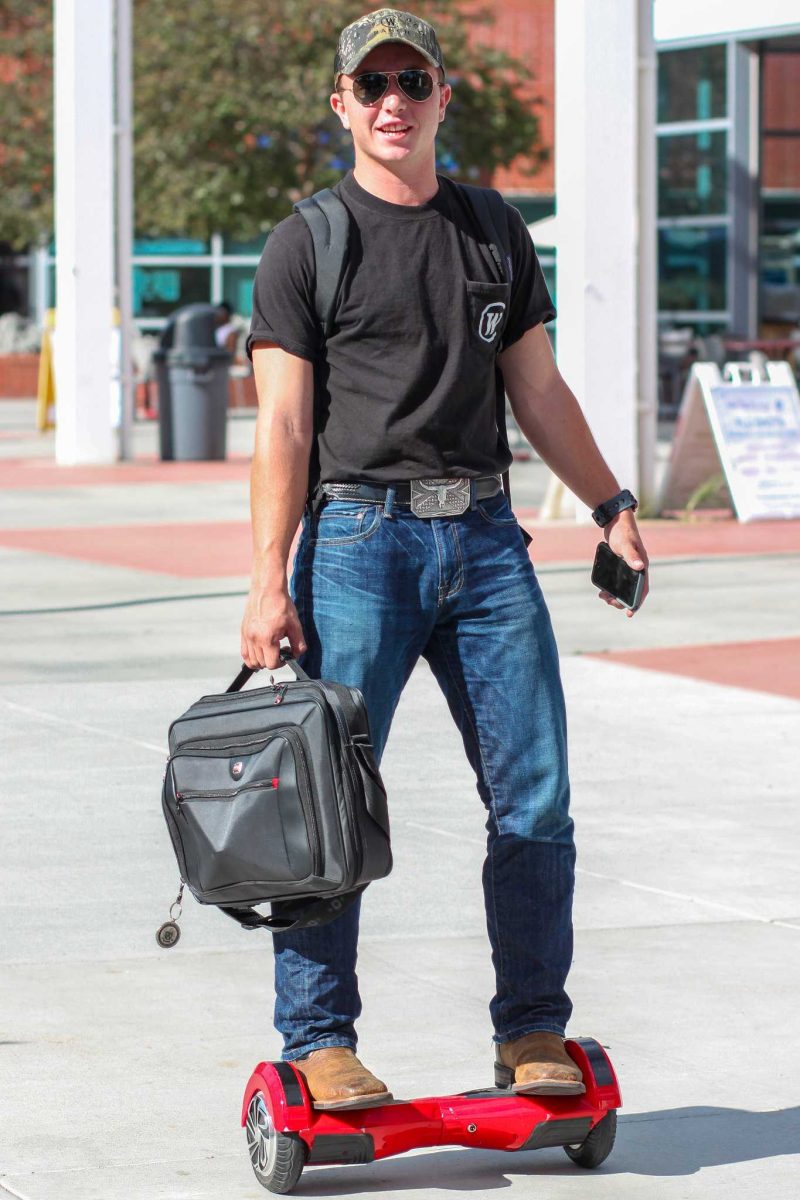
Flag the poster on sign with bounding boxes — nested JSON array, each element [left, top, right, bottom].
[[659, 361, 800, 521]]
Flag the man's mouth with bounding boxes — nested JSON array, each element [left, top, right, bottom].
[[377, 124, 412, 138]]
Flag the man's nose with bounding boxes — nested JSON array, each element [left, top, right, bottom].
[[382, 78, 407, 109]]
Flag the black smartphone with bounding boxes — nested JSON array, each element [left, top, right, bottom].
[[591, 541, 646, 611]]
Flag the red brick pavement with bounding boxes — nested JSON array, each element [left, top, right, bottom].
[[589, 638, 800, 702]]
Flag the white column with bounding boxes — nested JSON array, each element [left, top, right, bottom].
[[637, 0, 658, 512], [116, 0, 136, 460], [54, 0, 115, 464], [555, 0, 648, 516]]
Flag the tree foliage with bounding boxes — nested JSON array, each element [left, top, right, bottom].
[[0, 1, 53, 248], [0, 0, 547, 247]]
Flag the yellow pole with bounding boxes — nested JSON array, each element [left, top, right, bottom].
[[36, 308, 57, 431]]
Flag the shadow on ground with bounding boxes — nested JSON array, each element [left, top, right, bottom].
[[289, 1105, 800, 1193]]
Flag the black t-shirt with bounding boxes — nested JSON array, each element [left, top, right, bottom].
[[247, 172, 555, 488]]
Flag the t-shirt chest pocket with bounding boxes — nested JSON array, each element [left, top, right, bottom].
[[466, 280, 511, 352]]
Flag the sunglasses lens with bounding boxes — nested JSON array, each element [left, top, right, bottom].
[[399, 70, 434, 101], [353, 73, 388, 105]]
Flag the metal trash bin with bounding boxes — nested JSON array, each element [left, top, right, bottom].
[[157, 304, 232, 461]]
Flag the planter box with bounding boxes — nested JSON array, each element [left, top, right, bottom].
[[0, 353, 39, 399]]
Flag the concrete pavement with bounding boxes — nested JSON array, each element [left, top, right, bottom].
[[1, 401, 799, 1199]]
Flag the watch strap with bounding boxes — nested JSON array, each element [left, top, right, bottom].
[[592, 489, 638, 528]]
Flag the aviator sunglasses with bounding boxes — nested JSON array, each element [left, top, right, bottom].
[[341, 69, 440, 106]]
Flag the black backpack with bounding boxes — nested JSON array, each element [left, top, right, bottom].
[[294, 183, 530, 543]]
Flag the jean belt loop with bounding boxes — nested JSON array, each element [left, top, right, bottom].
[[470, 479, 478, 510], [383, 486, 396, 519]]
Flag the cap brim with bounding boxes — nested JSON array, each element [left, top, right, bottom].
[[338, 36, 441, 78]]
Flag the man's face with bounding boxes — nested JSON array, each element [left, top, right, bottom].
[[331, 44, 451, 169]]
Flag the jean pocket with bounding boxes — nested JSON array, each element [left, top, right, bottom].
[[466, 280, 510, 351], [476, 491, 518, 526], [312, 501, 383, 545]]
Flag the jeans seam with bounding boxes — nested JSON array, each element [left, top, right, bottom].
[[432, 520, 446, 607], [435, 634, 505, 992], [448, 521, 465, 598]]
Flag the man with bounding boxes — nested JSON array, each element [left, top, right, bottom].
[[242, 8, 649, 1110], [214, 301, 239, 355]]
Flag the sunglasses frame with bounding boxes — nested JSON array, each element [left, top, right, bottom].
[[340, 68, 442, 107]]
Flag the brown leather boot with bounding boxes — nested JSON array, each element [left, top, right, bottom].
[[495, 1032, 585, 1095], [293, 1047, 393, 1110]]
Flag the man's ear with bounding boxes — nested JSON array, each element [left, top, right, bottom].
[[438, 82, 452, 123], [331, 91, 350, 130]]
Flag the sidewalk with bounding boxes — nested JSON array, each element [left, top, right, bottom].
[[1, 403, 798, 1199]]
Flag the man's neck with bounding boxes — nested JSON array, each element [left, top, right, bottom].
[[352, 158, 439, 206]]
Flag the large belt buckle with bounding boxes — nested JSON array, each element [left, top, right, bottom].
[[410, 477, 471, 518]]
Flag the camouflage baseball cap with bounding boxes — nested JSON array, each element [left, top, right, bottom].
[[334, 9, 444, 79]]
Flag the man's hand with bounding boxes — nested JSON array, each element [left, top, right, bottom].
[[241, 585, 307, 669], [600, 510, 650, 618]]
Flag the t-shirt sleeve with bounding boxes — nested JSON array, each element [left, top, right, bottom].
[[500, 204, 556, 351], [246, 214, 321, 362]]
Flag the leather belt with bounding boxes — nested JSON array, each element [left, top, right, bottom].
[[320, 475, 503, 518]]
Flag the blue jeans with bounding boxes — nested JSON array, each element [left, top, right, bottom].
[[277, 488, 575, 1059]]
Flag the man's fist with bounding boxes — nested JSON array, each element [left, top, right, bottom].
[[241, 586, 307, 669]]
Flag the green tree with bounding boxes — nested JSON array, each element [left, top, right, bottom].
[[0, 0, 547, 248], [0, 1, 53, 248]]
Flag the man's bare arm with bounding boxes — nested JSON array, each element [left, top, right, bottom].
[[240, 343, 314, 667], [499, 323, 649, 615]]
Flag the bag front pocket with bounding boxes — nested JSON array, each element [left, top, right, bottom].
[[168, 727, 322, 894]]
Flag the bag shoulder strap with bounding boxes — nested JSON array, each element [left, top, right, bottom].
[[294, 188, 350, 339], [219, 886, 365, 933]]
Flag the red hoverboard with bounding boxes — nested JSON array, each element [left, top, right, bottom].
[[242, 1037, 621, 1193]]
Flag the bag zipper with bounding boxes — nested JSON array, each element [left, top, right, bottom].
[[176, 779, 279, 802], [314, 685, 364, 882]]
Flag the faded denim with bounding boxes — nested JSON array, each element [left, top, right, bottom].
[[276, 491, 575, 1059]]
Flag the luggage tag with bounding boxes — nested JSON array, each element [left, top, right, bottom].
[[156, 883, 184, 948]]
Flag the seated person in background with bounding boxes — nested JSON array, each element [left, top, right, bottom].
[[215, 302, 239, 355]]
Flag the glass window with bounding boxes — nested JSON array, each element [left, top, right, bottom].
[[133, 266, 211, 318], [658, 132, 727, 217], [133, 237, 208, 256], [223, 235, 267, 254], [658, 226, 727, 312], [221, 266, 258, 318], [657, 45, 727, 124]]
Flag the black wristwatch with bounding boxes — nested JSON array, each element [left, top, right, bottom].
[[591, 489, 638, 528]]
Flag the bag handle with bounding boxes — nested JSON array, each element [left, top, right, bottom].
[[226, 648, 311, 694], [219, 887, 364, 933]]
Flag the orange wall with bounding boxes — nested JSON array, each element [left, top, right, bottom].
[[762, 49, 800, 191], [471, 0, 555, 195]]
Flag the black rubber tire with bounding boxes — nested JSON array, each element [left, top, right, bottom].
[[246, 1092, 307, 1194], [563, 1109, 617, 1168]]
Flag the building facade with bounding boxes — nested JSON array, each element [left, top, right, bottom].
[[2, 1, 799, 353]]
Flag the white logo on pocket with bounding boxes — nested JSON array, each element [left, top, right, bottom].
[[479, 302, 506, 343]]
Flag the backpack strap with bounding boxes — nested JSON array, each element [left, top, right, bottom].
[[458, 183, 513, 285], [459, 184, 532, 545], [294, 189, 350, 339]]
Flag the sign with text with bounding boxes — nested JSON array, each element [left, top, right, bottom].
[[660, 362, 800, 522]]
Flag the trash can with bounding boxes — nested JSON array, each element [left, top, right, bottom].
[[158, 304, 232, 461]]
